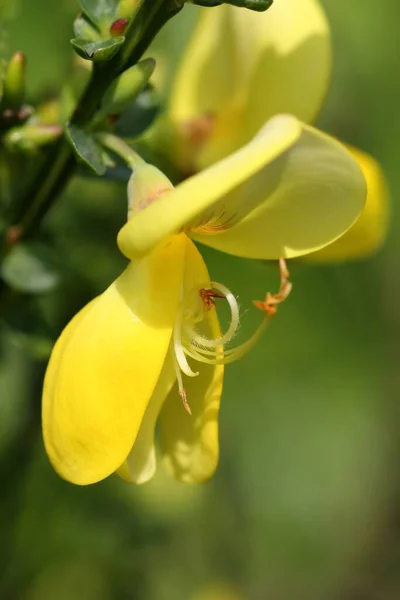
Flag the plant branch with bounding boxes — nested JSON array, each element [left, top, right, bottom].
[[0, 0, 183, 272]]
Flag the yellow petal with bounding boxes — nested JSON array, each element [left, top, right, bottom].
[[118, 114, 301, 260], [191, 125, 367, 259], [169, 0, 331, 168], [42, 235, 186, 485], [116, 352, 176, 485], [303, 147, 389, 261], [160, 238, 224, 483], [118, 116, 366, 261]]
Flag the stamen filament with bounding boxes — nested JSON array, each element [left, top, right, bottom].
[[173, 305, 199, 378], [187, 282, 239, 349], [172, 258, 292, 414], [183, 319, 268, 365], [172, 351, 192, 415]]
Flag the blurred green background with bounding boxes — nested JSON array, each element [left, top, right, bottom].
[[0, 0, 399, 598]]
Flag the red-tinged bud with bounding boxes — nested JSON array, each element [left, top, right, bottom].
[[17, 105, 34, 122], [110, 18, 128, 37], [6, 226, 22, 247], [12, 51, 26, 67]]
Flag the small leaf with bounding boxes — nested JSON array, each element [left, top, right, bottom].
[[66, 124, 106, 175], [2, 51, 26, 108], [115, 84, 161, 138], [73, 15, 100, 40], [80, 0, 118, 25], [70, 37, 124, 62], [1, 243, 60, 294]]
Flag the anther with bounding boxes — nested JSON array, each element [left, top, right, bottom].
[[179, 388, 192, 415], [253, 258, 292, 317], [199, 287, 226, 311]]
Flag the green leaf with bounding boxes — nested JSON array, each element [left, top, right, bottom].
[[66, 124, 106, 175], [115, 84, 161, 138], [70, 37, 125, 62], [73, 15, 100, 40], [1, 243, 60, 294], [79, 0, 118, 25]]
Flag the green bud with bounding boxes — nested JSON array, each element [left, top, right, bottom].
[[116, 0, 141, 20], [97, 58, 155, 121], [70, 36, 125, 62], [35, 99, 61, 126], [3, 52, 26, 108], [5, 125, 63, 152]]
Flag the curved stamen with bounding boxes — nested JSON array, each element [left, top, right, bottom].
[[173, 303, 199, 378], [173, 258, 292, 414], [186, 281, 240, 349]]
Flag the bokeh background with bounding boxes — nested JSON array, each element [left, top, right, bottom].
[[0, 0, 399, 598]]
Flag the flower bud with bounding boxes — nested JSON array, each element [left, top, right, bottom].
[[116, 0, 141, 20], [5, 124, 63, 152], [127, 164, 173, 220], [110, 18, 128, 37], [3, 51, 26, 108], [97, 58, 155, 121]]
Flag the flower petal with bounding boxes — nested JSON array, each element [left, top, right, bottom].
[[116, 352, 176, 485], [303, 147, 389, 261], [118, 116, 366, 261], [118, 114, 301, 260], [168, 0, 331, 168], [160, 238, 224, 483], [191, 125, 367, 259], [42, 235, 186, 485]]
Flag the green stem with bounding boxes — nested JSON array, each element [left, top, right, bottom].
[[97, 131, 145, 169]]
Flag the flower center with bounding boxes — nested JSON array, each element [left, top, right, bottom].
[[172, 258, 292, 414]]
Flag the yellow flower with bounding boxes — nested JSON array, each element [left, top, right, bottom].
[[148, 0, 388, 259], [42, 115, 366, 486]]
